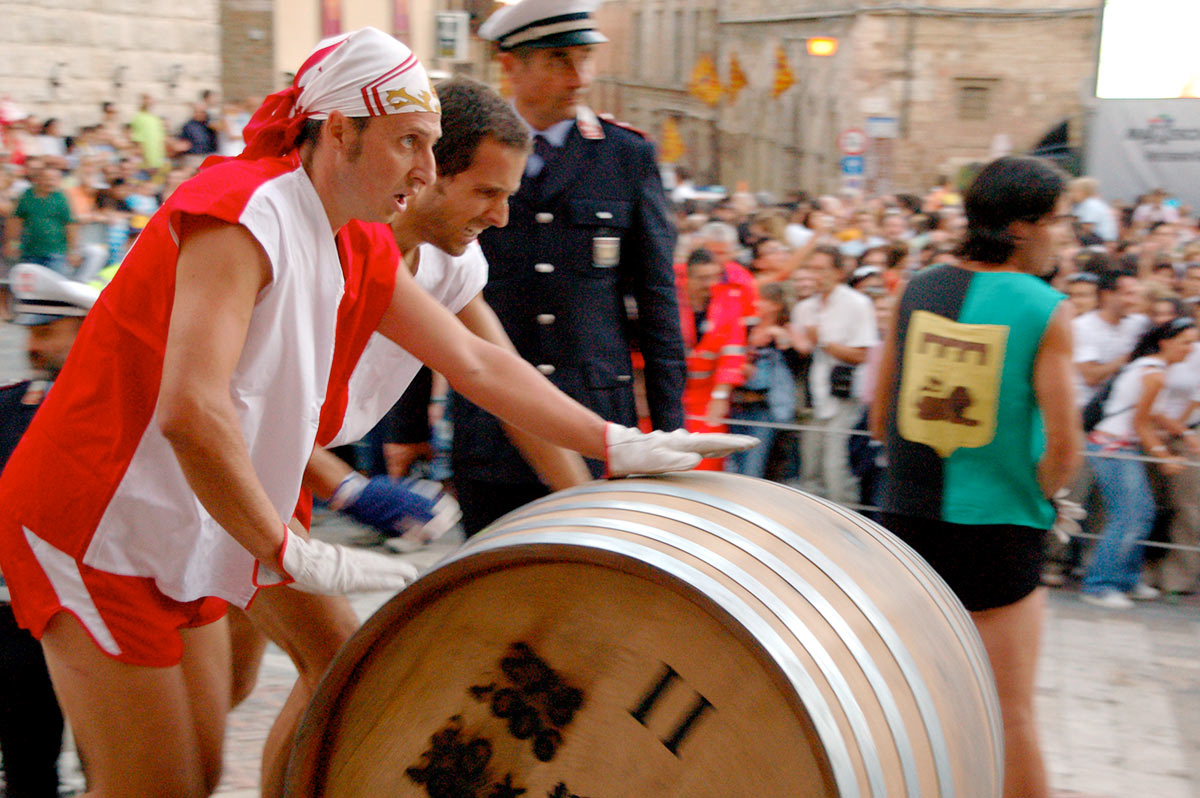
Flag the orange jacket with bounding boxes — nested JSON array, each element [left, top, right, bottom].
[[677, 280, 748, 413]]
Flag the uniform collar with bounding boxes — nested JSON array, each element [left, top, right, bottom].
[[528, 117, 575, 148], [524, 106, 605, 144]]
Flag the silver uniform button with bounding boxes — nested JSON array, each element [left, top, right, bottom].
[[536, 212, 554, 223], [596, 211, 613, 220], [535, 262, 555, 273], [537, 314, 556, 325], [616, 374, 632, 382], [537, 364, 556, 376]]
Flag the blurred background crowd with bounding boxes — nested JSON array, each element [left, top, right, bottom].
[[4, 93, 1200, 609]]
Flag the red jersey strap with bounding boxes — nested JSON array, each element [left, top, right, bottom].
[[166, 155, 301, 231], [314, 221, 402, 447]]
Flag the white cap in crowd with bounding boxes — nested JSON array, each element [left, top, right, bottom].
[[9, 263, 100, 326]]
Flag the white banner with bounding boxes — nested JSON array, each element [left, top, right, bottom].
[[1086, 100, 1200, 207]]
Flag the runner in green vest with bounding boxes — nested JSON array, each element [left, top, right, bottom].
[[871, 156, 1082, 798]]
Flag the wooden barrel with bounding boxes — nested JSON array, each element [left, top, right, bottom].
[[286, 472, 1002, 797]]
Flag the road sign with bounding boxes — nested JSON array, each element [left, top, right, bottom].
[[838, 128, 868, 156], [435, 12, 470, 61], [841, 155, 865, 176], [866, 116, 899, 139]]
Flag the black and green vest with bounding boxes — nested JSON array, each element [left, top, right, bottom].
[[882, 264, 1064, 528]]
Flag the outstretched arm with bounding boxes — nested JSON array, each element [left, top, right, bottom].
[[375, 268, 755, 473], [376, 266, 609, 458]]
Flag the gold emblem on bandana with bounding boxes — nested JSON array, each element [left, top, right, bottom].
[[385, 88, 441, 114], [898, 310, 1008, 457]]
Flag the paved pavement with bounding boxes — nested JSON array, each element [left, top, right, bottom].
[[3, 322, 1200, 797]]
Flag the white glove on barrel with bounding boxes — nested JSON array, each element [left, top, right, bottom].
[[257, 526, 420, 595], [1050, 488, 1086, 544], [605, 423, 758, 477]]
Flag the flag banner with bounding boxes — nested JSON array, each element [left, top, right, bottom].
[[661, 116, 685, 163], [689, 54, 723, 107], [773, 45, 796, 99], [726, 53, 748, 103]]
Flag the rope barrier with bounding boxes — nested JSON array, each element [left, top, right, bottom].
[[688, 412, 1200, 555], [689, 413, 1200, 467]]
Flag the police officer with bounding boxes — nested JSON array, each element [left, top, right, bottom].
[[0, 263, 98, 797], [455, 0, 687, 533]]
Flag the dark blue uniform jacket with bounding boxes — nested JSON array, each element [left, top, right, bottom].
[[452, 112, 686, 483]]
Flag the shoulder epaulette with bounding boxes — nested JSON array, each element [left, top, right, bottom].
[[598, 113, 649, 139]]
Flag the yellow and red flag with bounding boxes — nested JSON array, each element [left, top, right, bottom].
[[772, 45, 796, 99], [660, 117, 685, 163], [726, 53, 748, 103], [688, 54, 723, 107]]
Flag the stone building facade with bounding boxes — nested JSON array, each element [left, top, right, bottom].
[[594, 0, 1100, 195], [221, 0, 275, 103], [0, 0, 221, 129], [0, 1, 459, 134]]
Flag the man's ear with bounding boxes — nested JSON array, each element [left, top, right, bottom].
[[324, 111, 350, 155], [1008, 219, 1034, 247], [497, 51, 517, 77]]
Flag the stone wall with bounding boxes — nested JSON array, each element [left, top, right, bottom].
[[221, 0, 275, 102], [0, 0, 221, 130], [592, 0, 1100, 195]]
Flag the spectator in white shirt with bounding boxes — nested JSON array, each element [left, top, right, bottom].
[[1069, 177, 1118, 243], [790, 245, 879, 504], [1072, 270, 1149, 408]]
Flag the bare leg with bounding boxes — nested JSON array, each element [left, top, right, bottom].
[[242, 586, 359, 798], [179, 618, 232, 795], [261, 678, 315, 798], [227, 607, 268, 708], [41, 611, 230, 798], [971, 588, 1049, 798]]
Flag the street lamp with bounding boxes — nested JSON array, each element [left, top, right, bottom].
[[807, 36, 838, 57]]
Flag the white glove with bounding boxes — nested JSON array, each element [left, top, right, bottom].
[[256, 526, 420, 595], [1050, 488, 1086, 544], [605, 423, 758, 477]]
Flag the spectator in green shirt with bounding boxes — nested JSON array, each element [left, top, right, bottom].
[[128, 93, 167, 171], [4, 166, 79, 274]]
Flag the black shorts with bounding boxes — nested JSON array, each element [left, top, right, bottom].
[[880, 513, 1045, 612]]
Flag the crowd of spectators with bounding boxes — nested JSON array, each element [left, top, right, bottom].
[[0, 93, 254, 290], [669, 173, 1200, 607], [2, 98, 1197, 606]]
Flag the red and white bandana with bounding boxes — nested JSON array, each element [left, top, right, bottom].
[[236, 27, 439, 161]]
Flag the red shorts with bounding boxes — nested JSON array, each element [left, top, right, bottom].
[[0, 522, 228, 667]]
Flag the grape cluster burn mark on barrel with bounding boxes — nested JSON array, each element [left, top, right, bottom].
[[407, 642, 591, 797]]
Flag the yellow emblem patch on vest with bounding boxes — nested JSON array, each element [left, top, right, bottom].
[[898, 310, 1009, 457]]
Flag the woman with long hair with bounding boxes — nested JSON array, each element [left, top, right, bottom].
[[1082, 317, 1198, 608]]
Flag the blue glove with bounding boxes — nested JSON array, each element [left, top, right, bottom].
[[330, 473, 461, 543]]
